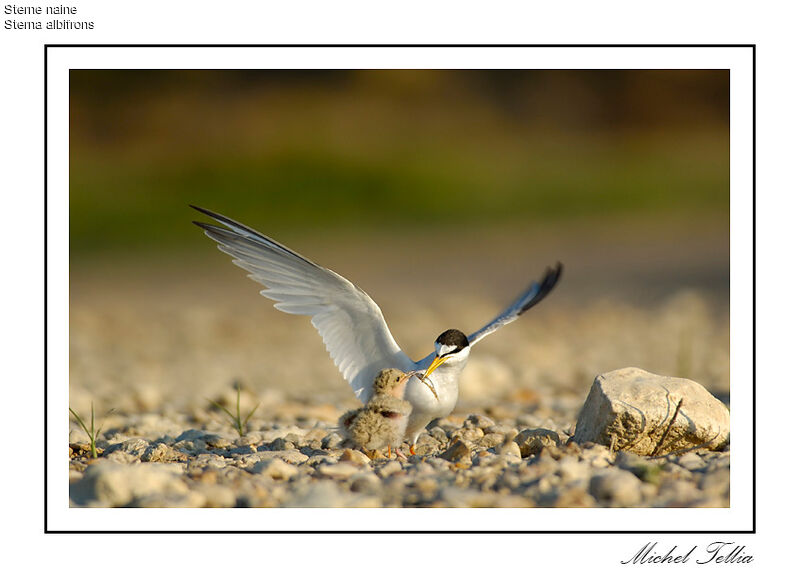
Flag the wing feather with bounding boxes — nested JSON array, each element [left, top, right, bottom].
[[467, 263, 563, 345], [191, 206, 412, 402]]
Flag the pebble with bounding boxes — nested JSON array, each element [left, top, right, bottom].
[[321, 432, 343, 449], [339, 448, 371, 466], [141, 442, 187, 463], [105, 437, 150, 458], [457, 428, 485, 443], [588, 469, 642, 507], [496, 437, 522, 459], [464, 414, 495, 429], [440, 440, 471, 463], [677, 452, 707, 471], [318, 463, 361, 479], [515, 428, 561, 458], [376, 460, 403, 478], [479, 432, 506, 448], [251, 458, 298, 480]]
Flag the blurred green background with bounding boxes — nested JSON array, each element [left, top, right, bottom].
[[70, 69, 728, 259], [69, 69, 731, 411]]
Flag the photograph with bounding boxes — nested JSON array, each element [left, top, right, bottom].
[[66, 66, 732, 511]]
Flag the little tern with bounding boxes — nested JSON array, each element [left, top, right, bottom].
[[192, 206, 562, 453]]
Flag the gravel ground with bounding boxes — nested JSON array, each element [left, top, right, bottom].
[[69, 231, 729, 508], [69, 407, 729, 508]]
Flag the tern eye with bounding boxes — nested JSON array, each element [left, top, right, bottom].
[[395, 376, 400, 382]]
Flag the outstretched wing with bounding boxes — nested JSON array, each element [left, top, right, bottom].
[[191, 206, 413, 402], [467, 263, 563, 345]]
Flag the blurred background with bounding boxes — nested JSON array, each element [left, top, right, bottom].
[[69, 70, 729, 427]]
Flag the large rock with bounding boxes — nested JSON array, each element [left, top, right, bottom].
[[573, 367, 729, 455]]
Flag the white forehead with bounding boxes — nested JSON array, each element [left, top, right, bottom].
[[436, 343, 458, 355]]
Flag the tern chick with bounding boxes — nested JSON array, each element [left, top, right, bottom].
[[339, 368, 413, 459]]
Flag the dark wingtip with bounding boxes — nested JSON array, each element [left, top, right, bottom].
[[191, 219, 213, 230], [520, 261, 564, 313], [189, 204, 220, 220]]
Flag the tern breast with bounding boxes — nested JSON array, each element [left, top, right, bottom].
[[403, 368, 462, 443]]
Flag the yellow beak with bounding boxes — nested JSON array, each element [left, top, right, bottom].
[[423, 355, 447, 380]]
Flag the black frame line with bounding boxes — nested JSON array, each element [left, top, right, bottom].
[[47, 43, 755, 534]]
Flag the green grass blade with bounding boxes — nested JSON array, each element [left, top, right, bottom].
[[69, 407, 91, 438]]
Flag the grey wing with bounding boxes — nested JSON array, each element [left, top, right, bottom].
[[466, 263, 563, 345], [191, 206, 413, 402]]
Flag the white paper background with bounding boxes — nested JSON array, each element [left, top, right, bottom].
[[1, 0, 790, 574]]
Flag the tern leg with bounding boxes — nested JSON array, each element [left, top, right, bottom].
[[409, 444, 416, 456], [387, 445, 392, 459]]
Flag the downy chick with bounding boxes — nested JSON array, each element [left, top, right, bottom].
[[339, 368, 413, 459]]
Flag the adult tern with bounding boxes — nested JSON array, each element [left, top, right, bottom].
[[192, 206, 562, 453]]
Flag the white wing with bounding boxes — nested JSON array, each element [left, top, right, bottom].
[[467, 263, 563, 345], [192, 206, 413, 402]]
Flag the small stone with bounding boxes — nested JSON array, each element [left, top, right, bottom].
[[236, 433, 261, 446], [339, 448, 371, 466], [176, 429, 206, 442], [376, 460, 402, 478], [321, 432, 343, 449], [496, 438, 522, 459], [588, 469, 642, 507], [464, 414, 495, 429], [427, 427, 449, 444], [141, 443, 187, 463], [104, 437, 150, 459], [677, 452, 706, 471], [413, 477, 440, 498], [173, 438, 206, 454], [414, 433, 441, 455], [349, 472, 382, 494], [656, 479, 702, 506], [479, 432, 505, 448], [317, 463, 360, 479], [457, 428, 484, 443], [105, 451, 139, 464], [515, 428, 561, 458], [203, 434, 229, 449], [251, 458, 298, 480], [557, 456, 591, 484], [255, 449, 308, 465], [266, 438, 294, 451], [304, 428, 329, 443], [283, 481, 350, 507], [440, 440, 471, 463]]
